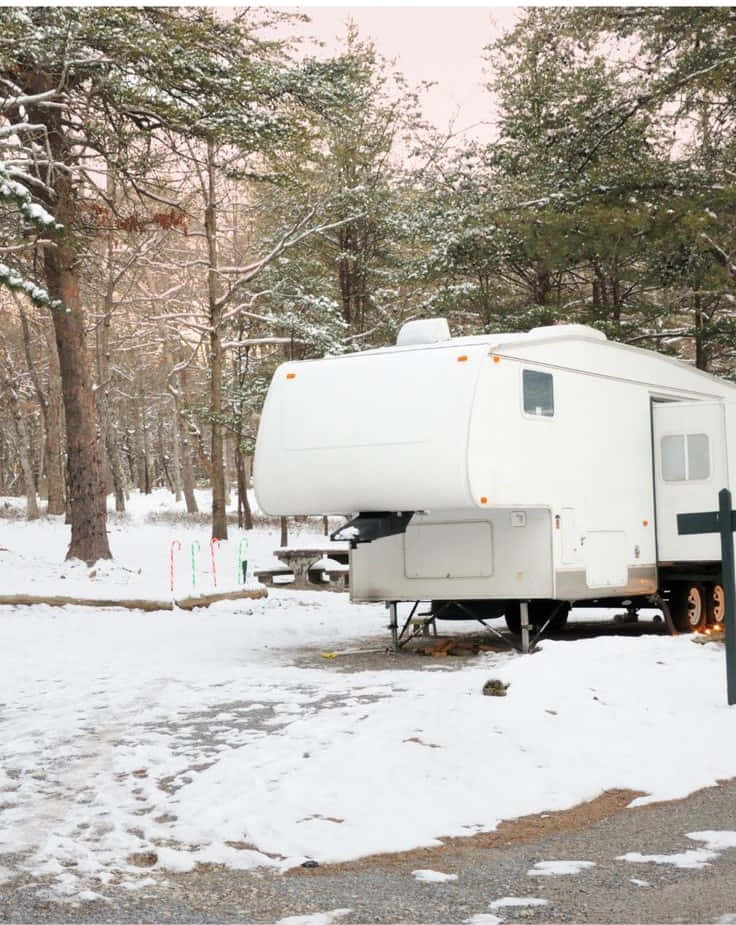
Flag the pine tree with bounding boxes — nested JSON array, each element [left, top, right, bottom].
[[0, 7, 338, 560]]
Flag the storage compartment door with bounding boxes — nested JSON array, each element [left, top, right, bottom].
[[404, 521, 493, 579], [584, 531, 627, 588]]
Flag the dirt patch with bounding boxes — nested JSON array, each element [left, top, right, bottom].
[[414, 635, 513, 657], [290, 641, 503, 673], [289, 632, 517, 673], [290, 788, 645, 875]]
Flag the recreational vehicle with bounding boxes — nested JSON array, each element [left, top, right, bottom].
[[254, 319, 736, 640]]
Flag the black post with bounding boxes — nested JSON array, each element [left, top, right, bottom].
[[718, 488, 736, 706]]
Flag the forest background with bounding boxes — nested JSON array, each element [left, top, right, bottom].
[[1, 6, 734, 563]]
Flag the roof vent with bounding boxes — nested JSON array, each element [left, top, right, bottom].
[[529, 323, 607, 342], [396, 317, 451, 347]]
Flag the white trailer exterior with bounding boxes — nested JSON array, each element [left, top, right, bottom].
[[254, 321, 736, 633]]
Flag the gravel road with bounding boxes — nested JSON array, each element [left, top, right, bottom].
[[3, 770, 736, 922]]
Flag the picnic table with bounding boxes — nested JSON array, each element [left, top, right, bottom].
[[255, 545, 350, 591]]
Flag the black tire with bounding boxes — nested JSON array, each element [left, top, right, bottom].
[[504, 600, 570, 635], [547, 602, 571, 632], [669, 583, 706, 633], [707, 583, 725, 626]]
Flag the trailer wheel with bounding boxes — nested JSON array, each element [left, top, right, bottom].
[[669, 583, 706, 633], [548, 603, 571, 632], [707, 583, 725, 626]]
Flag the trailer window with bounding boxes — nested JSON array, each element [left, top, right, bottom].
[[687, 433, 710, 480], [661, 435, 685, 481], [523, 370, 554, 417], [661, 433, 710, 481]]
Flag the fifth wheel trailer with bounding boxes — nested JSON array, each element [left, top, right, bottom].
[[254, 319, 736, 635]]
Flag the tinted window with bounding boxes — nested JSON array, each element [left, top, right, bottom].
[[523, 370, 554, 417]]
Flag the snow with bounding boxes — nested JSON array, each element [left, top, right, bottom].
[[617, 850, 717, 870], [311, 557, 349, 572], [24, 200, 57, 226], [275, 911, 351, 925], [618, 830, 736, 872], [412, 869, 458, 882], [488, 897, 548, 908], [2, 488, 736, 901], [0, 488, 311, 601], [527, 860, 595, 877], [688, 830, 736, 850]]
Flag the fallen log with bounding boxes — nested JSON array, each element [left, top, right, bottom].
[[175, 588, 267, 610], [0, 594, 173, 611], [0, 587, 267, 611]]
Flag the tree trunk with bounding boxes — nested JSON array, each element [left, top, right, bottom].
[[223, 434, 232, 508], [45, 267, 111, 560], [170, 409, 183, 502], [241, 456, 253, 530], [205, 138, 228, 540], [0, 336, 39, 520], [236, 448, 245, 529], [170, 368, 199, 514], [15, 424, 39, 521], [22, 72, 110, 559], [534, 267, 552, 314], [24, 84, 111, 560], [280, 516, 288, 548], [105, 425, 127, 512], [36, 429, 47, 500], [44, 320, 66, 515], [96, 188, 126, 513], [180, 424, 199, 514], [142, 397, 152, 494], [163, 344, 183, 503], [694, 295, 709, 371], [15, 299, 65, 514]]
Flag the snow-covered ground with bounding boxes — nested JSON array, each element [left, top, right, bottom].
[[0, 489, 333, 601], [2, 489, 736, 902]]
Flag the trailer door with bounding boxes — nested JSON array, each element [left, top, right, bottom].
[[652, 401, 727, 563]]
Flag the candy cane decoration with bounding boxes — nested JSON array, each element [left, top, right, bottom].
[[191, 539, 201, 589], [210, 537, 220, 588], [169, 539, 182, 593], [238, 536, 248, 584]]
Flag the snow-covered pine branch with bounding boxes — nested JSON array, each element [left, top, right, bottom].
[[700, 233, 736, 279], [215, 211, 364, 310]]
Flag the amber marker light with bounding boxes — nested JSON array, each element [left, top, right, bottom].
[[457, 354, 468, 362], [643, 519, 649, 526], [286, 372, 296, 380], [480, 496, 488, 505], [491, 355, 500, 363]]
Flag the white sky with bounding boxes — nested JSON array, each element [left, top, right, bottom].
[[284, 6, 520, 142]]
